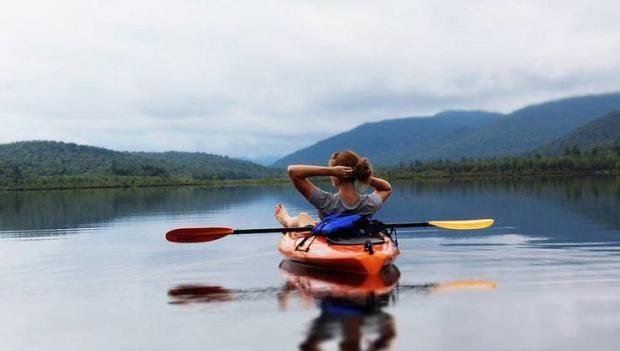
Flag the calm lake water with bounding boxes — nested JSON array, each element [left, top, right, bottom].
[[1, 178, 619, 350]]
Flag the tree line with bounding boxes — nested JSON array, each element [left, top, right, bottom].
[[2, 143, 619, 191], [380, 146, 620, 179]]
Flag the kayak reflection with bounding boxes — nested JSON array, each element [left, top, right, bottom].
[[167, 261, 496, 350], [278, 260, 400, 351]]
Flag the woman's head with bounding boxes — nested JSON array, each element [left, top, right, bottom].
[[329, 150, 372, 187]]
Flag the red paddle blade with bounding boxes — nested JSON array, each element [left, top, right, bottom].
[[166, 227, 235, 243]]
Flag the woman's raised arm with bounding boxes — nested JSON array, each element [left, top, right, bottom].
[[287, 165, 352, 199], [369, 176, 392, 202]]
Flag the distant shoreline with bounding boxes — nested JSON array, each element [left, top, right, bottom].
[[382, 169, 620, 181], [379, 149, 620, 181], [0, 177, 290, 192], [3, 141, 619, 192], [1, 170, 618, 192], [3, 147, 618, 191]]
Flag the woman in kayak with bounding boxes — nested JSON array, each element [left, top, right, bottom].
[[275, 150, 392, 228]]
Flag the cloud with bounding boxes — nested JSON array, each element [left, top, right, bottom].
[[1, 0, 620, 159]]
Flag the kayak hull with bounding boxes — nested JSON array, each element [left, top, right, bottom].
[[277, 232, 400, 274]]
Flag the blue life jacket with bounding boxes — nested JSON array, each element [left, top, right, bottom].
[[311, 214, 388, 238], [311, 214, 364, 237]]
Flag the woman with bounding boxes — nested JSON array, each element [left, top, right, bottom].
[[275, 150, 392, 228]]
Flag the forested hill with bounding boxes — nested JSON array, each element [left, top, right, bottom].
[[0, 141, 274, 181], [537, 110, 620, 155], [274, 92, 620, 166], [274, 110, 504, 166]]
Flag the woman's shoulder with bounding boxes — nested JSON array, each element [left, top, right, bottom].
[[308, 186, 337, 209], [361, 191, 382, 201], [311, 186, 336, 199], [361, 191, 383, 208]]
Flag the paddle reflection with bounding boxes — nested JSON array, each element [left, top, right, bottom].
[[167, 285, 236, 304], [167, 261, 496, 351], [167, 284, 278, 305]]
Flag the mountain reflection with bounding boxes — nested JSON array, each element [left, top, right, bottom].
[[0, 186, 276, 236], [2, 177, 619, 245], [168, 261, 496, 351]]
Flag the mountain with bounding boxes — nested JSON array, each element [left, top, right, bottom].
[[0, 141, 274, 180], [438, 92, 620, 159], [274, 92, 620, 166], [241, 155, 282, 166], [537, 110, 620, 155], [274, 110, 504, 166]]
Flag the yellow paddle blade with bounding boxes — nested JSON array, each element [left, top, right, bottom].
[[428, 219, 494, 230]]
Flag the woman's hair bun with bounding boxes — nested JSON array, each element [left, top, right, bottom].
[[329, 150, 373, 184], [329, 150, 372, 184], [353, 157, 372, 183]]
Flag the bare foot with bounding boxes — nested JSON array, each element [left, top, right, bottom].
[[275, 204, 292, 227]]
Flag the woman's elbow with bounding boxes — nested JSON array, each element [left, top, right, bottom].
[[385, 187, 393, 197], [287, 165, 298, 178], [377, 189, 392, 202], [380, 181, 392, 199]]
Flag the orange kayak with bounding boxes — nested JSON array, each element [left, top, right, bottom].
[[277, 231, 400, 274]]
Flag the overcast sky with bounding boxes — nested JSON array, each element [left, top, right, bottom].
[[1, 0, 620, 161]]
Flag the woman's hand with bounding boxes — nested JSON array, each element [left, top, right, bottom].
[[330, 166, 353, 179]]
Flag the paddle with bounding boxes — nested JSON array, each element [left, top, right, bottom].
[[166, 218, 494, 243]]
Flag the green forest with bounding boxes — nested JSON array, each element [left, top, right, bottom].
[[0, 141, 282, 190], [1, 141, 620, 191], [381, 146, 620, 180]]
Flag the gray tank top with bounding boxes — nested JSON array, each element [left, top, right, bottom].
[[308, 187, 384, 219]]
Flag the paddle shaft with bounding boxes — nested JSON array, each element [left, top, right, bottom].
[[232, 222, 431, 235]]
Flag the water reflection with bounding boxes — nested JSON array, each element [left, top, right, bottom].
[[2, 177, 619, 246], [0, 186, 280, 235], [168, 285, 237, 304], [168, 285, 280, 305], [168, 261, 496, 351], [279, 261, 400, 351]]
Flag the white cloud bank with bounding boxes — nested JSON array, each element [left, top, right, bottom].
[[1, 0, 620, 160]]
